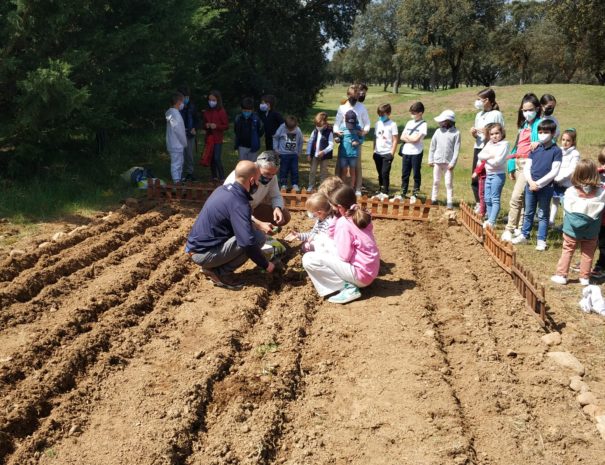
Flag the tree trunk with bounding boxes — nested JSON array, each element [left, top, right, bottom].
[[596, 72, 605, 85]]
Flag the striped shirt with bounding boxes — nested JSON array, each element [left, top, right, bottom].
[[299, 216, 333, 242]]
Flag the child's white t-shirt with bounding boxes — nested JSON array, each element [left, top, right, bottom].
[[473, 110, 504, 148], [374, 119, 398, 155], [401, 119, 428, 155]]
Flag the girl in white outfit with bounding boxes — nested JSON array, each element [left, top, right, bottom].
[[429, 110, 461, 209], [550, 128, 580, 226]]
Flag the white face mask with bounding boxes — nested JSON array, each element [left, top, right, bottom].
[[306, 211, 315, 219], [523, 110, 537, 122], [538, 133, 551, 143], [474, 99, 484, 110]]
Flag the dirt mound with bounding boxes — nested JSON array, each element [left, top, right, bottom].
[[0, 206, 604, 464]]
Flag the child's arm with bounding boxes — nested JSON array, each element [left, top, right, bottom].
[[306, 130, 314, 158], [297, 129, 304, 157], [449, 131, 461, 169], [217, 109, 229, 131], [257, 116, 265, 138], [473, 160, 487, 176], [555, 150, 580, 183], [428, 134, 436, 165], [272, 124, 283, 152], [535, 160, 562, 189], [391, 129, 399, 157]]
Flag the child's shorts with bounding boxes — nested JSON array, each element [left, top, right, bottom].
[[339, 156, 358, 170], [552, 183, 567, 199]]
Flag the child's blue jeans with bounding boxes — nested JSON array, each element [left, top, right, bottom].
[[484, 173, 506, 224], [521, 184, 554, 241], [279, 153, 299, 186]]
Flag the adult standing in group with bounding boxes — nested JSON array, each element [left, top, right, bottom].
[[224, 151, 291, 233], [186, 160, 276, 290], [470, 88, 505, 212], [258, 94, 284, 151], [178, 86, 201, 181], [202, 90, 229, 182], [334, 84, 370, 196]]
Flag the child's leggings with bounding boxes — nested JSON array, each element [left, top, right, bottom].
[[556, 234, 598, 279], [431, 163, 453, 205], [478, 175, 486, 216]]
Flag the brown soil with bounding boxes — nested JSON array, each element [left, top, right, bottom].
[[1, 202, 604, 465]]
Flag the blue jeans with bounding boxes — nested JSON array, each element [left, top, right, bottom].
[[484, 173, 505, 224], [521, 184, 554, 241], [210, 143, 224, 181], [279, 153, 299, 186], [339, 156, 358, 170]]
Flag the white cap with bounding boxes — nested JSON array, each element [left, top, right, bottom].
[[434, 109, 456, 123]]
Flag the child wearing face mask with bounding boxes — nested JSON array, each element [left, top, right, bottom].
[[540, 94, 560, 141], [470, 88, 505, 212], [477, 123, 509, 227], [550, 159, 605, 286], [165, 92, 188, 184], [550, 129, 580, 227], [202, 90, 229, 181], [512, 119, 562, 251], [429, 110, 460, 209], [274, 115, 304, 192], [501, 93, 543, 242], [284, 193, 334, 252], [259, 95, 284, 151], [234, 97, 264, 162], [306, 112, 334, 192], [372, 103, 398, 200]]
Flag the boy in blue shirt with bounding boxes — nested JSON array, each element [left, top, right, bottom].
[[339, 110, 364, 188], [513, 120, 563, 251]]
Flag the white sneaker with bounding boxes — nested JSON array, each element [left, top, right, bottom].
[[473, 204, 481, 213], [292, 184, 300, 192], [501, 230, 513, 242], [410, 195, 417, 204], [328, 283, 361, 304], [446, 203, 453, 210], [551, 275, 567, 285], [280, 185, 287, 191], [512, 235, 528, 245], [513, 228, 522, 237], [535, 240, 547, 251], [355, 190, 362, 197], [580, 278, 590, 286], [390, 194, 403, 203], [306, 186, 313, 193]]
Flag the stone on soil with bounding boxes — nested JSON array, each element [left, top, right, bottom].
[[541, 332, 562, 346], [570, 376, 589, 393], [577, 391, 597, 406], [546, 351, 585, 376]]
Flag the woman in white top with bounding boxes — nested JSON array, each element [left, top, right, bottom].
[[334, 84, 370, 195], [470, 88, 505, 211]]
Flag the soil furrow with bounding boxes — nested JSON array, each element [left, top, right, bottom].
[[0, 209, 170, 308], [0, 249, 191, 459], [0, 213, 184, 331], [0, 219, 191, 395], [0, 209, 133, 285]]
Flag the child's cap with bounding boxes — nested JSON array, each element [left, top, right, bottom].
[[434, 110, 456, 123], [345, 110, 358, 129]]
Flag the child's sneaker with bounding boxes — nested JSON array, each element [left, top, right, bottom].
[[501, 230, 513, 242], [513, 228, 522, 237], [306, 186, 313, 193], [512, 235, 528, 245], [280, 185, 287, 191], [390, 194, 404, 203], [473, 204, 481, 214], [550, 275, 567, 285], [580, 277, 590, 286], [446, 202, 453, 210], [591, 266, 605, 279], [355, 190, 362, 197], [535, 240, 547, 251], [410, 195, 417, 204], [292, 184, 300, 193], [328, 283, 361, 304]]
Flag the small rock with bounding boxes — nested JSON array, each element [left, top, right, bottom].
[[101, 213, 113, 221], [194, 350, 205, 359], [506, 349, 517, 358], [69, 225, 88, 235], [577, 391, 597, 406], [424, 329, 435, 338], [38, 241, 52, 249], [583, 404, 600, 419], [52, 231, 67, 242], [49, 305, 58, 313], [68, 424, 82, 436], [240, 424, 250, 433], [570, 376, 589, 393], [541, 332, 562, 346], [596, 422, 605, 441], [9, 249, 26, 257], [546, 351, 585, 376]]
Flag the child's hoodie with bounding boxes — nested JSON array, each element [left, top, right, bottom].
[[165, 108, 187, 152], [273, 123, 303, 156]]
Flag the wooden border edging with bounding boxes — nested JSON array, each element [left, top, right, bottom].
[[459, 201, 546, 324], [146, 180, 436, 221]]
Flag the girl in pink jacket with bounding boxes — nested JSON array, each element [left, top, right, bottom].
[[302, 185, 380, 304]]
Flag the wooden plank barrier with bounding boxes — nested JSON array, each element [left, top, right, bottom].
[[145, 180, 435, 221], [458, 199, 546, 324]]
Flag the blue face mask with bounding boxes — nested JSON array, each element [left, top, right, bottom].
[[242, 111, 252, 118], [184, 96, 190, 105], [379, 115, 389, 123]]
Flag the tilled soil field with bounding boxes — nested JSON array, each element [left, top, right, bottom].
[[1, 201, 604, 465]]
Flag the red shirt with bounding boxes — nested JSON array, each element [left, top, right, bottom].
[[515, 127, 532, 159], [202, 108, 229, 144]]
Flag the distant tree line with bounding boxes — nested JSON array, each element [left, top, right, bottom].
[[327, 0, 605, 92], [0, 0, 369, 177]]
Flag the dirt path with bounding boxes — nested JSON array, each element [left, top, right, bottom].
[[1, 204, 604, 464]]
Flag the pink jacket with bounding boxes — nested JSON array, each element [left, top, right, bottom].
[[332, 216, 380, 285]]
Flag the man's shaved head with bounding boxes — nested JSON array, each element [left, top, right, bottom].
[[235, 160, 260, 184]]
